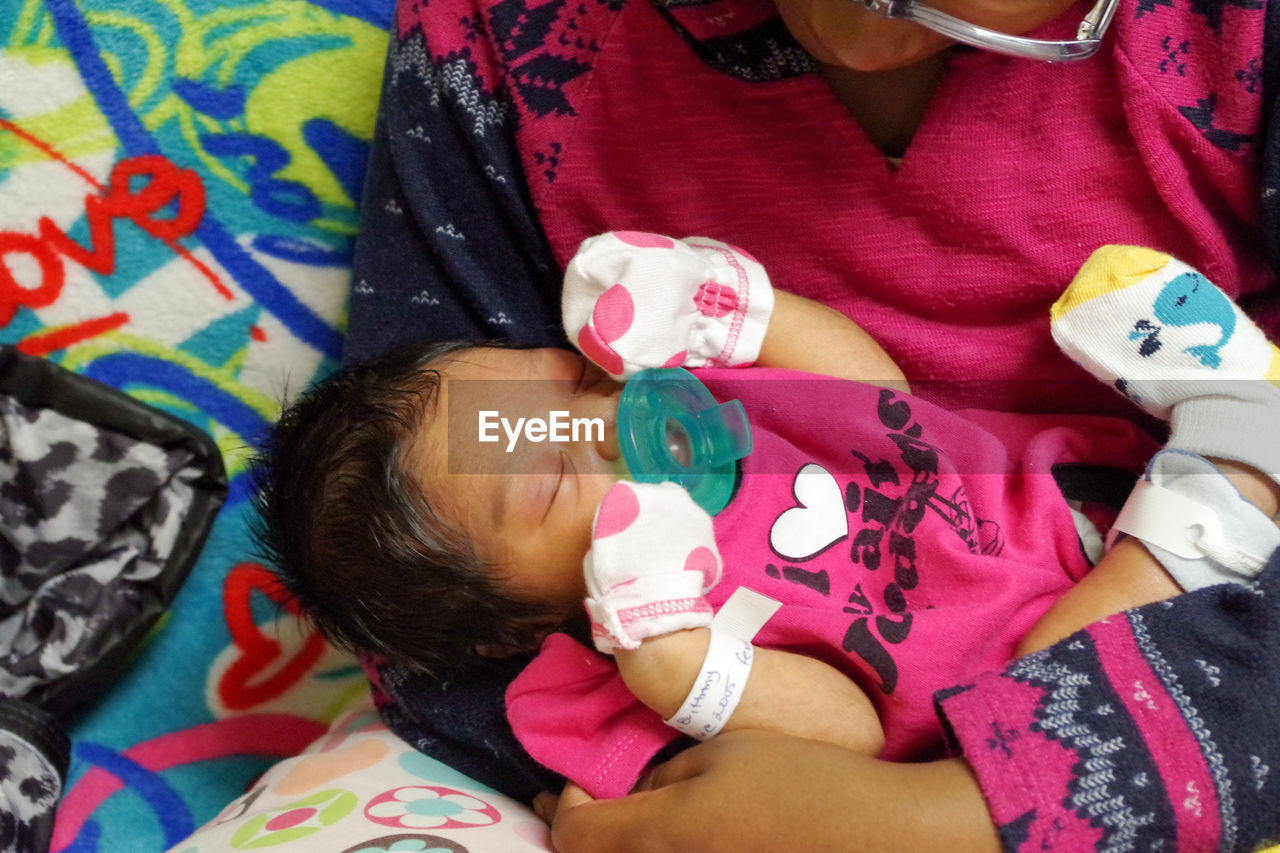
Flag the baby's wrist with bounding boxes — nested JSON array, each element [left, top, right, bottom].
[[614, 628, 712, 719]]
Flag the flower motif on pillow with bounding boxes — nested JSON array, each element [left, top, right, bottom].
[[365, 786, 500, 831], [339, 833, 469, 853], [229, 789, 359, 847]]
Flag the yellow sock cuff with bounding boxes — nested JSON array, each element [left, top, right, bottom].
[[1050, 245, 1173, 322]]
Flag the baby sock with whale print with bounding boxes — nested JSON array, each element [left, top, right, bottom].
[[1050, 244, 1280, 589]]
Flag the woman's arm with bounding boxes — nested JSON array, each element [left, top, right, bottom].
[[548, 731, 999, 853], [757, 290, 910, 392], [613, 628, 885, 756], [553, 551, 1280, 852], [346, 19, 563, 366]]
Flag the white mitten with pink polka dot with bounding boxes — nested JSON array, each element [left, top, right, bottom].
[[584, 480, 724, 654], [563, 231, 775, 380]]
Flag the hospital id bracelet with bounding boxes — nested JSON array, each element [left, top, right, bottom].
[[664, 587, 781, 741]]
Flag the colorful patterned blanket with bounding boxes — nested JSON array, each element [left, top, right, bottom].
[[0, 0, 395, 848]]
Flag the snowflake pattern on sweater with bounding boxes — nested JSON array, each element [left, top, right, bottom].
[[938, 556, 1280, 850]]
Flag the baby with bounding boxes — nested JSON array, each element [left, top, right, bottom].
[[255, 233, 1280, 799]]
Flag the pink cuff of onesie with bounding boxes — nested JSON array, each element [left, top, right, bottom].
[[506, 632, 679, 800]]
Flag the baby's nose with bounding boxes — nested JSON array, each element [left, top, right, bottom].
[[596, 417, 622, 463], [591, 384, 623, 464]]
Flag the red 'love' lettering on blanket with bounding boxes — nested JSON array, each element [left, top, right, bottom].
[[219, 562, 328, 710], [0, 118, 231, 332], [38, 154, 207, 274]]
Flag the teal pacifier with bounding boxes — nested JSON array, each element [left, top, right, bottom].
[[615, 367, 752, 515]]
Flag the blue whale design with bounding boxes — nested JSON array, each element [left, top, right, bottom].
[[1150, 272, 1235, 369]]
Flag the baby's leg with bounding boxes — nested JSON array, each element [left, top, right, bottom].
[[1021, 246, 1280, 654], [1052, 245, 1280, 480]]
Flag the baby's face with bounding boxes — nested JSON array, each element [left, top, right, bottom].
[[407, 347, 625, 621]]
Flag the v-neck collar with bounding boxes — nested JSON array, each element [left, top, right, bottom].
[[815, 51, 951, 165]]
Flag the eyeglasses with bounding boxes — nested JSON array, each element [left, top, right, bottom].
[[858, 0, 1119, 62]]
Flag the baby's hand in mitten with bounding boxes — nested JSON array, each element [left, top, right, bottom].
[[584, 480, 723, 653], [563, 231, 775, 379]]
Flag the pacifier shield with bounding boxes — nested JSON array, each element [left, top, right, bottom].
[[615, 368, 751, 514]]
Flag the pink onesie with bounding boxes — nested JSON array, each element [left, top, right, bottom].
[[506, 367, 1160, 798]]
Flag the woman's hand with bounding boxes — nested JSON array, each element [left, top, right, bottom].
[[547, 730, 1000, 853]]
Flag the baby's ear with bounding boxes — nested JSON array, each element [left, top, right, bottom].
[[472, 620, 561, 658], [472, 642, 530, 659]]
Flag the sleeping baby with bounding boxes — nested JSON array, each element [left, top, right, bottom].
[[254, 232, 1280, 800]]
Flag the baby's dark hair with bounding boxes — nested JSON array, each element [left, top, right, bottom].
[[252, 338, 556, 679]]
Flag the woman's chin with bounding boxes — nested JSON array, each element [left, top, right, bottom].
[[825, 36, 954, 71], [777, 4, 954, 71]]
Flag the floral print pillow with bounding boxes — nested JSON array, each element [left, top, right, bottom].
[[169, 702, 552, 852]]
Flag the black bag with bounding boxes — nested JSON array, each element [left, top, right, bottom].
[[0, 346, 226, 851]]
